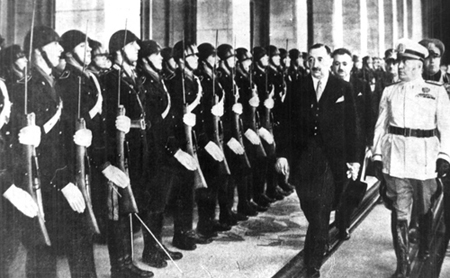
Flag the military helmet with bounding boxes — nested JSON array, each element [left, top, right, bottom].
[[288, 48, 300, 60], [217, 44, 234, 60], [197, 43, 216, 62], [267, 45, 280, 57], [236, 48, 252, 62], [109, 30, 139, 54], [137, 40, 161, 60], [24, 26, 60, 56], [172, 40, 198, 61], [60, 30, 89, 54], [252, 46, 267, 61]]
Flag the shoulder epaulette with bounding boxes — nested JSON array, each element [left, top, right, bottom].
[[59, 70, 70, 79], [425, 80, 443, 86]]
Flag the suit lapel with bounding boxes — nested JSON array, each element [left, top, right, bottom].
[[318, 74, 340, 107]]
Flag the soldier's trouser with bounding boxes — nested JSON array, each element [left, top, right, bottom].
[[383, 175, 437, 221], [23, 188, 97, 278]]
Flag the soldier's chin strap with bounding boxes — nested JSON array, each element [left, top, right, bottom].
[[145, 57, 161, 74], [39, 48, 55, 72]]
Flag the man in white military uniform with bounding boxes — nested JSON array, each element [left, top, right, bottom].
[[373, 39, 450, 278]]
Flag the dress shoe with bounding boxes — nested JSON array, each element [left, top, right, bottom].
[[160, 245, 182, 260], [142, 251, 168, 268], [183, 229, 213, 244], [172, 231, 197, 251], [249, 200, 268, 212], [253, 195, 271, 207], [220, 213, 238, 226], [111, 263, 154, 278], [238, 204, 258, 217], [259, 193, 276, 203], [267, 190, 284, 201], [197, 224, 219, 239], [231, 211, 249, 222], [339, 228, 351, 240], [211, 220, 232, 232], [279, 182, 295, 194]]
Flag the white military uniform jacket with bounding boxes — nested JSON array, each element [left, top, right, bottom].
[[373, 78, 450, 180]]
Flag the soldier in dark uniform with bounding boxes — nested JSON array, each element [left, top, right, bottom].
[[160, 47, 177, 81], [88, 39, 111, 76], [9, 26, 97, 278], [279, 48, 288, 74], [0, 45, 28, 84], [99, 30, 154, 278], [0, 70, 39, 277], [250, 46, 274, 208], [194, 42, 232, 238], [216, 43, 251, 225], [166, 40, 216, 245], [234, 47, 266, 215], [133, 40, 189, 269]]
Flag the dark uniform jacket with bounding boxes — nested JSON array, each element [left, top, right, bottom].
[[266, 65, 285, 126], [217, 67, 251, 171], [278, 73, 362, 184], [350, 76, 374, 148], [11, 68, 72, 191]]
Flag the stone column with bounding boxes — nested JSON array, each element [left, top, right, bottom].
[[332, 0, 344, 48], [378, 0, 385, 56]]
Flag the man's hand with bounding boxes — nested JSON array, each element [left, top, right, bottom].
[[211, 103, 224, 117], [373, 160, 383, 181], [102, 165, 130, 188], [227, 138, 245, 155], [258, 127, 274, 144], [3, 184, 38, 218], [204, 141, 224, 162], [19, 125, 41, 147], [346, 162, 361, 181], [275, 158, 290, 176], [73, 128, 93, 147], [244, 129, 261, 145], [174, 149, 198, 171], [61, 183, 85, 213], [437, 158, 450, 178], [232, 103, 243, 115], [116, 115, 131, 134], [183, 112, 196, 127]]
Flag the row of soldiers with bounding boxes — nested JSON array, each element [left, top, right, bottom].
[[0, 24, 308, 277]]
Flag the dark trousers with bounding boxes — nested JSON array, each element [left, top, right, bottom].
[[22, 189, 96, 278], [441, 175, 450, 239], [292, 140, 335, 269]]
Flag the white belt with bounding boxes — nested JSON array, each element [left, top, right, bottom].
[[88, 73, 103, 119], [43, 99, 63, 134], [161, 79, 171, 119]]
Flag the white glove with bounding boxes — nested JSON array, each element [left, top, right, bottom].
[[258, 127, 274, 144], [61, 183, 86, 213], [264, 98, 274, 109], [73, 128, 93, 147], [204, 141, 224, 162], [3, 184, 38, 218], [183, 112, 196, 127], [174, 149, 198, 171], [19, 125, 41, 147], [227, 138, 245, 155], [346, 162, 361, 181], [232, 103, 243, 115], [249, 95, 260, 107], [116, 115, 131, 134], [275, 158, 290, 176], [0, 99, 11, 129], [244, 129, 261, 145], [102, 165, 130, 188], [211, 103, 224, 117]]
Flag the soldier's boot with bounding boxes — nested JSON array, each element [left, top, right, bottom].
[[218, 180, 237, 226], [108, 219, 154, 278], [141, 213, 167, 268], [196, 189, 218, 238], [173, 199, 198, 250], [277, 173, 294, 195], [418, 211, 433, 261], [392, 219, 410, 278], [237, 175, 258, 217]]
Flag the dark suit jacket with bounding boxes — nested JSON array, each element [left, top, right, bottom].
[[278, 73, 362, 185], [350, 76, 374, 148]]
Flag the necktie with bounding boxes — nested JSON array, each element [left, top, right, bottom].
[[316, 80, 323, 101]]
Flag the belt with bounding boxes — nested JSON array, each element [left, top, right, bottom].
[[130, 119, 147, 130], [388, 126, 437, 138]]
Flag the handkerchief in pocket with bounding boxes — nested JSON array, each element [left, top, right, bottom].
[[335, 96, 345, 103]]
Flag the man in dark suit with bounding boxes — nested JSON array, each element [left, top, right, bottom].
[[276, 43, 362, 277], [331, 48, 373, 240]]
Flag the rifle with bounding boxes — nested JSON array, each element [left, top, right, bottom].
[[115, 22, 139, 214], [22, 0, 51, 246], [211, 30, 231, 175], [231, 38, 251, 169], [248, 51, 266, 158], [73, 23, 101, 235], [262, 62, 276, 157], [181, 40, 207, 189]]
